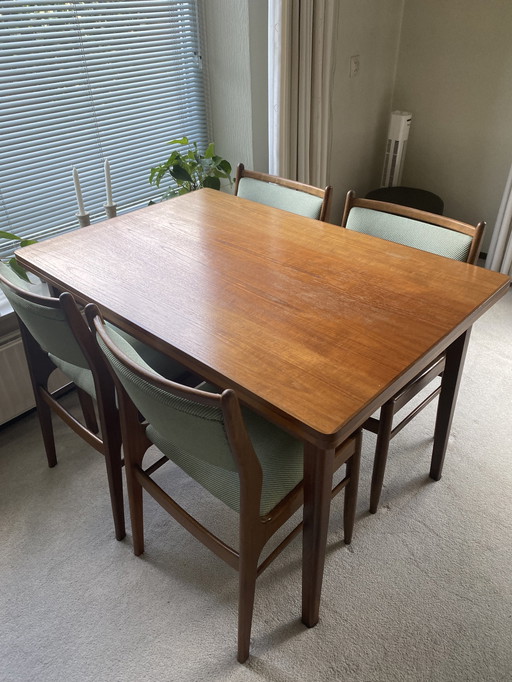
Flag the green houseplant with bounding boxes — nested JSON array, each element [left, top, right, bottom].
[[0, 230, 37, 281], [149, 137, 232, 200]]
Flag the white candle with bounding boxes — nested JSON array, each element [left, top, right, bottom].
[[72, 167, 85, 215], [104, 159, 113, 205]]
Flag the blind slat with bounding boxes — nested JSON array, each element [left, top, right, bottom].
[[0, 0, 209, 259]]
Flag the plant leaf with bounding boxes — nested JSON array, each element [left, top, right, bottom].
[[0, 230, 22, 240], [203, 175, 221, 190], [8, 257, 30, 282], [204, 143, 215, 159], [218, 159, 232, 174], [169, 137, 189, 146], [19, 239, 38, 247], [170, 164, 193, 183]]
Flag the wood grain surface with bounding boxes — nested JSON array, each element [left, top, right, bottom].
[[17, 189, 510, 447]]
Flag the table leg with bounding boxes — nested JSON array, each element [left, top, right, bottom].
[[302, 443, 335, 628], [430, 329, 471, 481]]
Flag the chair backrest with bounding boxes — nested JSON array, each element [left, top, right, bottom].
[[90, 309, 262, 511], [340, 190, 485, 264], [234, 163, 332, 222], [0, 262, 89, 368]]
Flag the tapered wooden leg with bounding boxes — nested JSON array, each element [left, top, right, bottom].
[[126, 465, 145, 554], [343, 434, 361, 544], [76, 387, 99, 434], [301, 444, 335, 628], [430, 330, 471, 481], [35, 392, 57, 468], [102, 439, 125, 541], [18, 322, 58, 467], [370, 401, 395, 513], [237, 546, 260, 663]]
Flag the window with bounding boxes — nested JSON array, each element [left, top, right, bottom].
[[0, 0, 208, 260]]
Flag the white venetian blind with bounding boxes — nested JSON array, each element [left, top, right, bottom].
[[0, 0, 208, 258]]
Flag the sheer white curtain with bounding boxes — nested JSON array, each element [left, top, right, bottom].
[[268, 0, 337, 187], [486, 163, 512, 275]]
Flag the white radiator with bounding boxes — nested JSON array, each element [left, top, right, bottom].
[[0, 330, 68, 426], [381, 111, 412, 187], [0, 331, 34, 425]]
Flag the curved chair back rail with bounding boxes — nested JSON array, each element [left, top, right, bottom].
[[234, 163, 332, 222], [0, 264, 90, 369], [341, 191, 484, 264], [88, 304, 361, 663], [0, 262, 125, 539], [0, 263, 191, 541], [339, 190, 485, 514]]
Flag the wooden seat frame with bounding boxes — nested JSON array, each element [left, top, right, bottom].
[[341, 190, 485, 513], [88, 305, 361, 663], [234, 163, 333, 222], [0, 273, 125, 540]]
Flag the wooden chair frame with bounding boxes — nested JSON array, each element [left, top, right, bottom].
[[341, 190, 485, 513], [234, 162, 333, 222], [341, 190, 485, 265], [88, 305, 361, 663], [0, 272, 125, 540]]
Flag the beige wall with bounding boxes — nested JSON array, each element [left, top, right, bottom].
[[328, 0, 404, 224], [202, 0, 268, 182], [204, 1, 512, 250], [394, 0, 512, 249]]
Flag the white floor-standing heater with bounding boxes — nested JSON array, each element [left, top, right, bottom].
[[381, 111, 412, 187]]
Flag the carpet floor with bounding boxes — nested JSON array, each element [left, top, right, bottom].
[[1, 291, 511, 682]]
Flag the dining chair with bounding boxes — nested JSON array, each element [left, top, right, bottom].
[[234, 163, 332, 221], [0, 263, 190, 540], [88, 305, 361, 663], [340, 190, 485, 513]]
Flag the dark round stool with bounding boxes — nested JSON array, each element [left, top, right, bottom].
[[365, 186, 444, 215]]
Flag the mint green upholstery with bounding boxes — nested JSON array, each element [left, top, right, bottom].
[[0, 263, 90, 368], [237, 177, 324, 220], [98, 324, 304, 516], [346, 207, 473, 262], [0, 262, 187, 399], [113, 327, 187, 382]]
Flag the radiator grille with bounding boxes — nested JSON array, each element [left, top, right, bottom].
[[0, 332, 34, 425], [0, 331, 68, 425]]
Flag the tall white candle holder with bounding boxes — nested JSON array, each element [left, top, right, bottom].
[[104, 203, 117, 219], [76, 212, 91, 228]]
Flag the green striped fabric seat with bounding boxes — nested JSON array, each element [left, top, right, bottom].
[[346, 207, 473, 261], [98, 324, 304, 516], [0, 262, 187, 399], [237, 177, 324, 220]]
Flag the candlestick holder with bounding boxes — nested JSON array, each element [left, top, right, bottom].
[[76, 212, 91, 228], [104, 203, 117, 219]]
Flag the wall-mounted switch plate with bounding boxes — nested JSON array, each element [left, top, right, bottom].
[[350, 55, 360, 78]]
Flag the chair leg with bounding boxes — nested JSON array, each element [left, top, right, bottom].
[[76, 387, 99, 434], [103, 444, 125, 541], [35, 392, 57, 468], [370, 401, 395, 514], [125, 463, 144, 554], [343, 435, 361, 544], [237, 544, 260, 663]]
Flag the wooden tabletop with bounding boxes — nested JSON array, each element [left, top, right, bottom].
[[17, 188, 510, 447]]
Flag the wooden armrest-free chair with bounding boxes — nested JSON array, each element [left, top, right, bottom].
[[0, 263, 189, 540], [234, 163, 332, 222], [340, 190, 485, 513], [89, 306, 361, 663]]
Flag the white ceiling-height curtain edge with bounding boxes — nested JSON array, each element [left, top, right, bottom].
[[486, 162, 512, 276], [268, 0, 337, 188]]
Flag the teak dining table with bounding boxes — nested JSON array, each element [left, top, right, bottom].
[[16, 188, 510, 629]]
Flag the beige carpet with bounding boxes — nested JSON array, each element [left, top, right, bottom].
[[1, 290, 511, 682]]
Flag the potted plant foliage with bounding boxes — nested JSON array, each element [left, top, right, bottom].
[[0, 230, 37, 280], [149, 137, 232, 200]]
